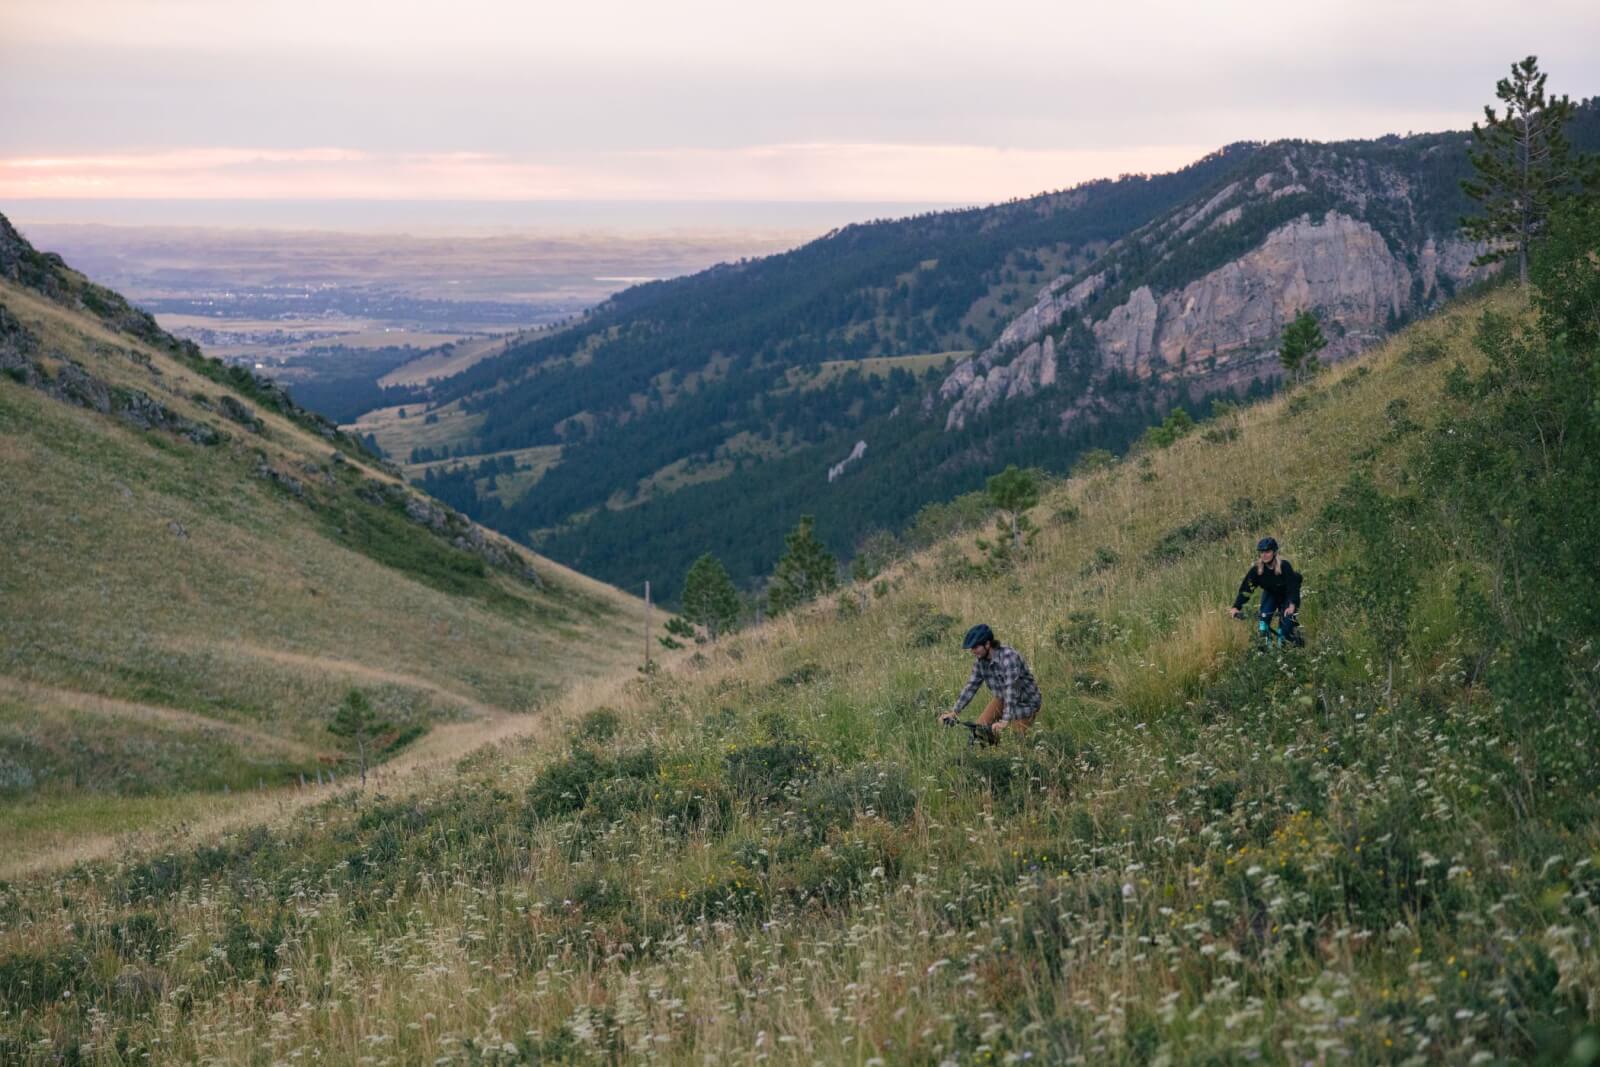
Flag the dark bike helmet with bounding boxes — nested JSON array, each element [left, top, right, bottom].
[[962, 623, 995, 649], [1257, 536, 1279, 552]]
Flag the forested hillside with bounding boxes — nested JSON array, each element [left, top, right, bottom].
[[377, 103, 1599, 603], [7, 200, 1597, 1064]]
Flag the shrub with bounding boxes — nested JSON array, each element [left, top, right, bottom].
[[724, 739, 816, 804], [1081, 546, 1119, 576], [1052, 611, 1111, 651], [907, 604, 957, 648], [798, 764, 917, 842], [1147, 511, 1232, 563], [575, 707, 621, 743], [1402, 334, 1450, 365], [525, 747, 659, 821], [1139, 407, 1196, 450], [1072, 448, 1117, 477]]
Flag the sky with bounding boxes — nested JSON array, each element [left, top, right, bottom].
[[3, 0, 1599, 215]]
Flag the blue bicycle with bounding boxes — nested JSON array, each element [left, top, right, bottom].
[[1235, 608, 1303, 650]]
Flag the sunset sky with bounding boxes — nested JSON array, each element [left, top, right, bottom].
[[3, 0, 1598, 211]]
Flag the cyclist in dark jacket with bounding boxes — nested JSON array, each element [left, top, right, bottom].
[[1229, 537, 1304, 645]]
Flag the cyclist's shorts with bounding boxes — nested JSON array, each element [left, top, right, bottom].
[[1005, 702, 1042, 723]]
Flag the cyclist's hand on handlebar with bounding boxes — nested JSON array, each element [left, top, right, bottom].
[[940, 712, 957, 725], [1228, 606, 1241, 619], [1284, 605, 1297, 616]]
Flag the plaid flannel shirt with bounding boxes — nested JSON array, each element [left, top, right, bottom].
[[952, 644, 1042, 721]]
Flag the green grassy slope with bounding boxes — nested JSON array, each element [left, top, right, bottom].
[[0, 225, 651, 864], [2, 283, 1598, 1063]]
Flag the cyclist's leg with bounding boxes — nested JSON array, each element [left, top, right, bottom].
[[1008, 703, 1039, 740], [1258, 591, 1282, 643], [1281, 606, 1302, 645], [977, 696, 1004, 728]]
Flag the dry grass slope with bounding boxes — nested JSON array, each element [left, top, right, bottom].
[[3, 290, 1598, 1065], [0, 271, 650, 871]]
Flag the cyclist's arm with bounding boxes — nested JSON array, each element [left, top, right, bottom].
[[1231, 569, 1256, 611], [1286, 561, 1303, 611], [950, 662, 983, 716]]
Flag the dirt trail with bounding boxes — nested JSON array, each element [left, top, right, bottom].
[[0, 655, 594, 881], [0, 675, 620, 881], [0, 676, 325, 760], [0, 640, 653, 881]]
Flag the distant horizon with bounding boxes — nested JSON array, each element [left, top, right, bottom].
[[5, 198, 970, 236]]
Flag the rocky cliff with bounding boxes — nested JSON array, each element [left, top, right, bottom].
[[939, 140, 1497, 430]]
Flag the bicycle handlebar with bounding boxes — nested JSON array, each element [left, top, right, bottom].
[[942, 717, 998, 746]]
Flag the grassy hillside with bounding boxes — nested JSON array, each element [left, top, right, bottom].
[[3, 256, 1599, 1064], [0, 219, 651, 870]]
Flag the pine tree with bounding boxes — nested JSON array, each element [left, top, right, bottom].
[[1278, 310, 1327, 384], [767, 515, 838, 614], [985, 466, 1041, 551], [681, 553, 741, 640], [328, 689, 391, 787], [1461, 56, 1594, 286], [658, 615, 697, 650]]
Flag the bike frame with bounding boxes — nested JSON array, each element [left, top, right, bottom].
[[943, 718, 998, 746], [1238, 610, 1289, 648]]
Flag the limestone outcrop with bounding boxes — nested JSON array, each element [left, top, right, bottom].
[[935, 142, 1499, 432], [1094, 211, 1409, 374]]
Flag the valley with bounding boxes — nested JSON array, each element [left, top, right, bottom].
[[4, 43, 1599, 1059]]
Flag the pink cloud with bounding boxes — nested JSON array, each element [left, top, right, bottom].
[[0, 143, 1214, 202]]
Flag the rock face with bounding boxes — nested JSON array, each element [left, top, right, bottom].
[[988, 271, 1105, 355], [929, 129, 1518, 434], [944, 335, 1058, 430], [827, 440, 867, 483], [391, 485, 544, 587], [218, 395, 265, 433], [3, 312, 224, 447], [936, 146, 1498, 431], [1095, 211, 1409, 375]]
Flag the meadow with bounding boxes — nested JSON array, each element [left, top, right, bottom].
[[0, 270, 650, 879], [2, 287, 1597, 1064]]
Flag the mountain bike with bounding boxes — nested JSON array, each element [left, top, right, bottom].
[[1235, 609, 1303, 650], [942, 717, 998, 747]]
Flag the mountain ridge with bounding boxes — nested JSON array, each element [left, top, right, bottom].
[[367, 104, 1599, 602]]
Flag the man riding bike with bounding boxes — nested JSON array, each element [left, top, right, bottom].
[[1229, 536, 1304, 646], [939, 624, 1042, 739]]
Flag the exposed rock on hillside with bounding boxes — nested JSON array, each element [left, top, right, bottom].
[[938, 141, 1499, 431], [944, 335, 1059, 430], [827, 440, 868, 483], [1095, 211, 1411, 374]]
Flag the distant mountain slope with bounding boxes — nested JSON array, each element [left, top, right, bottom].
[[936, 104, 1595, 427], [0, 211, 647, 849], [397, 149, 1265, 593], [377, 104, 1599, 602]]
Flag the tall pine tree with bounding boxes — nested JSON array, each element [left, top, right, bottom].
[[767, 515, 838, 614], [681, 553, 741, 640], [1461, 56, 1595, 286]]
